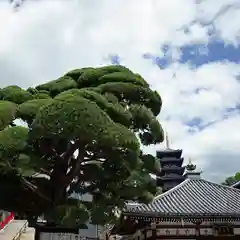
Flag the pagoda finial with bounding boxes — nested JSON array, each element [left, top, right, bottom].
[[186, 157, 196, 171], [165, 129, 170, 149]]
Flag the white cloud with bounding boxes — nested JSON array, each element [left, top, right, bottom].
[[0, 0, 239, 183], [196, 0, 240, 45]]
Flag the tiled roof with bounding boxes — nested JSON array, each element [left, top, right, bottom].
[[156, 149, 182, 158], [125, 179, 240, 217], [231, 180, 240, 188], [160, 157, 184, 162]]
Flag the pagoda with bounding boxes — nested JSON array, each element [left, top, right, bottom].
[[156, 131, 185, 192]]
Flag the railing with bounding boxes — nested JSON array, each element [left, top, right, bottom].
[[12, 220, 28, 240], [40, 232, 99, 240]]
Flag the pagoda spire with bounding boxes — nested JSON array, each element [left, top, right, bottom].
[[184, 157, 202, 180], [165, 129, 170, 149], [186, 157, 196, 171]]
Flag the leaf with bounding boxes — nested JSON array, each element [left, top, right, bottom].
[[30, 95, 139, 151], [0, 126, 28, 156], [0, 86, 33, 104], [141, 154, 161, 173], [36, 76, 77, 97], [0, 101, 17, 130], [17, 98, 53, 124], [16, 154, 35, 177]]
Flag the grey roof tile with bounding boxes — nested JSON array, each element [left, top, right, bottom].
[[231, 180, 240, 188], [125, 179, 240, 217]]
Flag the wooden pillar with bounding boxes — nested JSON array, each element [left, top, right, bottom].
[[144, 229, 147, 240], [196, 222, 201, 236], [152, 228, 156, 239], [193, 219, 202, 237], [152, 221, 156, 239]]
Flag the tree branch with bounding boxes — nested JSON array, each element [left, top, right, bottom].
[[63, 149, 85, 187], [50, 140, 80, 182], [20, 177, 52, 203], [61, 140, 80, 162], [40, 168, 51, 176]]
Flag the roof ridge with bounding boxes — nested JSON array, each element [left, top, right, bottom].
[[153, 178, 190, 201], [126, 179, 190, 211], [199, 178, 240, 192], [128, 178, 240, 216], [152, 178, 240, 203]]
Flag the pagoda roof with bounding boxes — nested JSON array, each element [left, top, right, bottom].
[[125, 178, 240, 217], [157, 148, 182, 153], [160, 157, 184, 163], [158, 166, 185, 176], [158, 175, 185, 181], [157, 149, 182, 158]]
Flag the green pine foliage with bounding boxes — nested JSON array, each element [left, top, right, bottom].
[[222, 172, 240, 186], [0, 65, 164, 227]]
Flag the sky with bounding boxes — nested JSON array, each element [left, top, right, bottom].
[[0, 0, 240, 183]]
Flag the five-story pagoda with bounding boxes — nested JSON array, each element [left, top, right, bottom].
[[156, 132, 185, 192]]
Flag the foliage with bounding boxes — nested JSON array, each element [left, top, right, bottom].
[[222, 172, 240, 186], [0, 65, 164, 227]]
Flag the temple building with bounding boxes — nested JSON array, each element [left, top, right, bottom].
[[105, 134, 240, 239], [107, 163, 240, 239]]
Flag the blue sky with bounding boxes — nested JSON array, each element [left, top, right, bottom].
[[0, 0, 240, 183], [110, 40, 240, 136], [143, 41, 240, 68], [111, 41, 240, 69]]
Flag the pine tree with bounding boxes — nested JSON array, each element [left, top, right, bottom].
[[0, 65, 163, 226]]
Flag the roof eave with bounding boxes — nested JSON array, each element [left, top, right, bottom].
[[123, 211, 240, 219], [231, 181, 240, 188]]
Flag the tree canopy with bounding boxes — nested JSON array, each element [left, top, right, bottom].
[[0, 65, 164, 227], [222, 172, 240, 186]]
